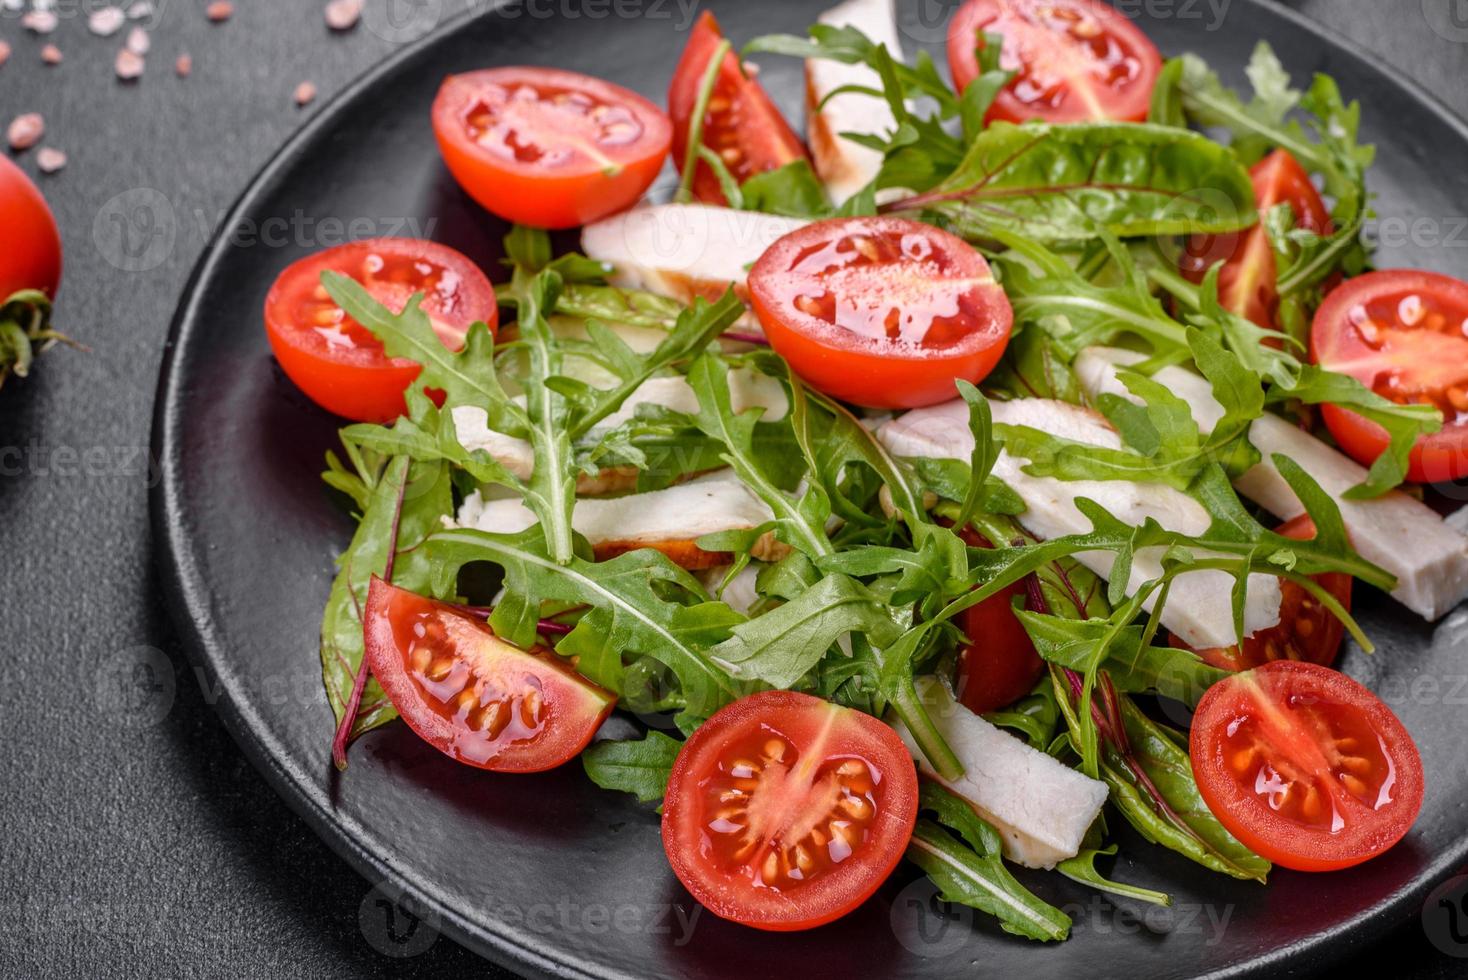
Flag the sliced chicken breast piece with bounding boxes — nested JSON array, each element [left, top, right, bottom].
[[892, 677, 1108, 869], [878, 397, 1283, 648], [806, 0, 903, 205], [581, 204, 808, 333], [1076, 346, 1468, 620], [453, 474, 778, 568]]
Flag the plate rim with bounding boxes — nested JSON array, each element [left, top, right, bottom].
[[149, 2, 1468, 977]]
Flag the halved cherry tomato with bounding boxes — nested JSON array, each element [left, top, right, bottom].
[[661, 690, 918, 931], [747, 216, 1013, 409], [1190, 660, 1424, 871], [263, 238, 497, 423], [433, 67, 671, 229], [953, 526, 1044, 714], [947, 0, 1162, 124], [1181, 149, 1332, 328], [668, 11, 809, 205], [1311, 269, 1468, 483], [0, 155, 62, 300], [363, 578, 615, 772], [1173, 515, 1351, 672]]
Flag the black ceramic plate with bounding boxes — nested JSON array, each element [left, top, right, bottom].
[[152, 2, 1468, 976]]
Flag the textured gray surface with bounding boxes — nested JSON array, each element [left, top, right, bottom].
[[0, 1, 1465, 976]]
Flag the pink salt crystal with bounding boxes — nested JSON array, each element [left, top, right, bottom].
[[116, 47, 145, 81], [206, 1, 233, 22], [126, 26, 150, 55], [294, 81, 318, 107], [89, 7, 127, 36], [7, 113, 44, 152], [175, 53, 192, 77], [22, 10, 59, 34], [0, 41, 10, 69], [324, 0, 362, 31], [36, 148, 67, 174], [41, 44, 63, 66]]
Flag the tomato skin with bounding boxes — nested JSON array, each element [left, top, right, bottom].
[[1311, 269, 1468, 483], [1190, 661, 1424, 872], [947, 0, 1161, 124], [0, 156, 62, 300], [667, 12, 809, 205], [432, 67, 671, 229], [1173, 515, 1350, 672], [661, 690, 918, 931], [263, 238, 497, 423], [952, 527, 1044, 714], [1181, 149, 1331, 328], [363, 577, 615, 773], [747, 216, 1013, 409]]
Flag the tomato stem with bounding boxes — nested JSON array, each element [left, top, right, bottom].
[[331, 462, 409, 771], [675, 38, 731, 204]]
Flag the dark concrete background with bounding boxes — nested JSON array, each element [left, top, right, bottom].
[[1, 1, 1464, 975]]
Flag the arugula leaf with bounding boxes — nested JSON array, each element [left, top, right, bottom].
[[909, 785, 1071, 942], [1056, 845, 1172, 907], [709, 574, 903, 688], [322, 272, 510, 413], [738, 160, 833, 218], [426, 527, 745, 732], [891, 121, 1256, 243], [581, 731, 683, 805], [321, 453, 453, 742]]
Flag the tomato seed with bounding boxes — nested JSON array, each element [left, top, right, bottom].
[[425, 656, 454, 682]]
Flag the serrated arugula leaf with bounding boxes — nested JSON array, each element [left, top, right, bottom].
[[737, 160, 833, 218], [709, 574, 903, 688], [581, 731, 683, 805], [1056, 845, 1172, 907], [909, 785, 1071, 942], [426, 527, 745, 731]]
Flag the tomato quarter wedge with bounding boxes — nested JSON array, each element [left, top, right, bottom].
[[747, 216, 1013, 409], [1173, 515, 1351, 672], [947, 0, 1161, 124], [363, 578, 615, 773], [0, 156, 62, 300], [263, 238, 497, 423], [1311, 269, 1468, 483], [1190, 661, 1424, 872], [668, 11, 809, 205], [952, 526, 1045, 714], [662, 691, 918, 931], [1181, 149, 1332, 329], [433, 67, 672, 229]]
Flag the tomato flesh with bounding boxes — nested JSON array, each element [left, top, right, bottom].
[[748, 217, 1013, 408], [0, 155, 62, 300], [668, 12, 809, 205], [1181, 149, 1332, 328], [363, 578, 615, 772], [263, 238, 497, 423], [1190, 661, 1424, 871], [662, 690, 918, 931], [434, 67, 671, 229], [1311, 269, 1468, 483], [947, 0, 1162, 124], [1174, 515, 1350, 672], [953, 526, 1045, 713]]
